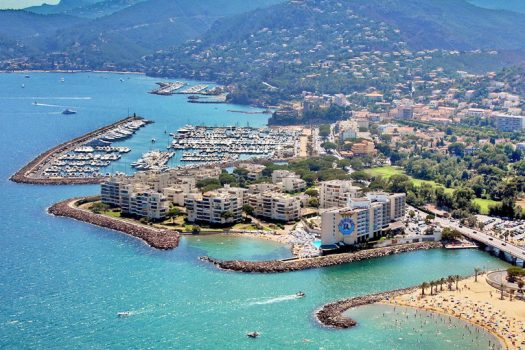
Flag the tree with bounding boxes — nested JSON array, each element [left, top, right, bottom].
[[242, 204, 254, 216], [221, 211, 234, 220], [454, 275, 461, 290], [305, 188, 319, 197], [91, 202, 109, 214], [321, 141, 337, 150], [167, 207, 182, 223], [421, 282, 429, 296], [308, 197, 319, 208], [474, 268, 481, 282], [191, 225, 201, 234]]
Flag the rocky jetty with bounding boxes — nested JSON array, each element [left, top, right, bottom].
[[48, 197, 180, 250], [200, 241, 442, 273], [315, 287, 418, 328], [10, 116, 142, 185]]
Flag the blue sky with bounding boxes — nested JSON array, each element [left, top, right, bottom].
[[0, 0, 59, 9]]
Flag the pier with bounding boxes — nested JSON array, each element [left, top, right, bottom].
[[10, 116, 149, 185], [149, 81, 186, 95]]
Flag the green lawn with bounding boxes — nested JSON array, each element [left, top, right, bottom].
[[472, 198, 500, 215], [365, 166, 454, 194]]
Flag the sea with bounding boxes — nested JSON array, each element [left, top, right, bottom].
[[0, 72, 509, 349]]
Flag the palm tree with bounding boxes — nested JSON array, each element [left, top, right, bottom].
[[429, 281, 434, 295], [517, 280, 524, 294], [474, 268, 481, 282], [500, 283, 505, 300], [447, 276, 454, 290], [440, 278, 445, 291], [510, 289, 515, 301], [454, 275, 461, 290], [421, 282, 429, 296]]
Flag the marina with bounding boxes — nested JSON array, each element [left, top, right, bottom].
[[132, 150, 175, 171], [149, 81, 187, 95], [10, 115, 150, 184], [170, 125, 299, 163]]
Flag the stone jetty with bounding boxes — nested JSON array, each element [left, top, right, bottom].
[[200, 241, 442, 273], [10, 116, 143, 185], [48, 197, 180, 250], [315, 287, 419, 328]]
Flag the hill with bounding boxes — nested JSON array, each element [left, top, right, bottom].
[[143, 0, 525, 106], [26, 0, 145, 19], [468, 0, 525, 14]]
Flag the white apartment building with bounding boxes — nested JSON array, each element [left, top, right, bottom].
[[247, 192, 301, 222], [271, 170, 306, 193], [494, 114, 525, 132], [319, 180, 361, 208], [321, 192, 406, 249], [185, 191, 242, 225]]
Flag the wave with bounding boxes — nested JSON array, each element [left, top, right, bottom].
[[33, 103, 72, 108], [248, 294, 302, 305]]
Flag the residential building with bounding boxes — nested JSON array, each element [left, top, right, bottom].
[[185, 191, 242, 225], [351, 140, 377, 156], [238, 163, 266, 181], [247, 192, 301, 222], [271, 170, 306, 193], [319, 180, 361, 208], [320, 192, 406, 249], [494, 114, 525, 132]]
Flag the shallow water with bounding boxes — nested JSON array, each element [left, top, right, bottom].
[[0, 72, 510, 349]]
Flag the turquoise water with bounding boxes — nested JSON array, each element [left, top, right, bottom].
[[0, 72, 510, 349]]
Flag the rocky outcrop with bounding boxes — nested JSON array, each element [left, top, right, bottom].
[[48, 197, 179, 250], [315, 287, 418, 328], [10, 116, 142, 185], [200, 241, 442, 273]]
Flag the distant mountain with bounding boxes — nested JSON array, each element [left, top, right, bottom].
[[26, 0, 101, 15], [468, 0, 525, 14], [46, 0, 286, 63], [0, 10, 85, 40], [142, 0, 525, 106], [26, 0, 145, 19]]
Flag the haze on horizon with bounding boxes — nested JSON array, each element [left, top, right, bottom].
[[0, 0, 59, 9]]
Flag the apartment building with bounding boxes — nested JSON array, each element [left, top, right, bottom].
[[185, 191, 242, 225], [351, 140, 377, 156], [247, 192, 301, 222], [101, 179, 169, 220], [237, 163, 266, 181], [319, 180, 361, 208], [271, 170, 306, 193], [494, 114, 525, 132], [320, 192, 406, 249]]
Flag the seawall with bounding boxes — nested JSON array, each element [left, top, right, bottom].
[[10, 116, 143, 185], [48, 197, 180, 250], [315, 287, 418, 328], [200, 241, 442, 273]]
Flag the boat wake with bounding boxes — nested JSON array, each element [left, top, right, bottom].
[[248, 294, 302, 305], [33, 102, 72, 108], [0, 97, 91, 100]]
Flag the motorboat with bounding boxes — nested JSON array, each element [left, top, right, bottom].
[[296, 291, 305, 298], [117, 312, 132, 318], [246, 332, 259, 338], [62, 109, 77, 115]]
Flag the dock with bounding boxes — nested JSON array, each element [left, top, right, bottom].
[[150, 81, 186, 95]]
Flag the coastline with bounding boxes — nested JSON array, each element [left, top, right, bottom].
[[200, 241, 442, 273], [1, 69, 145, 75], [9, 116, 143, 185], [315, 275, 512, 349], [48, 197, 180, 250]]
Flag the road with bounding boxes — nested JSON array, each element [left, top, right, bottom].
[[436, 217, 525, 260]]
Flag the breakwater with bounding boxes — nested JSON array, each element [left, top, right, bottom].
[[48, 197, 180, 250], [10, 116, 143, 185], [315, 287, 418, 328], [200, 241, 442, 273]]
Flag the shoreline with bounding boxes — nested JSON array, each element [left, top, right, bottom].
[[1, 69, 145, 75], [48, 197, 179, 250], [200, 241, 442, 273], [9, 116, 143, 185], [315, 279, 508, 349]]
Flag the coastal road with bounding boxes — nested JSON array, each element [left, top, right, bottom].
[[436, 218, 525, 261]]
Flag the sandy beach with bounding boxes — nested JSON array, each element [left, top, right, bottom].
[[384, 275, 525, 349]]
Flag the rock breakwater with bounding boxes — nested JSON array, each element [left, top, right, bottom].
[[315, 287, 418, 328], [10, 116, 142, 185], [200, 241, 442, 273], [48, 197, 179, 250]]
